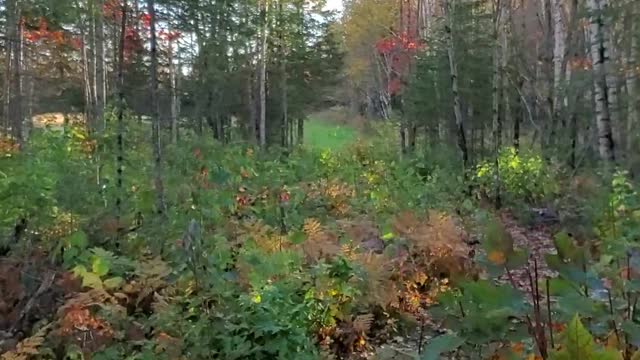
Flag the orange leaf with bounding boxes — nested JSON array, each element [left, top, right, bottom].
[[488, 250, 506, 265]]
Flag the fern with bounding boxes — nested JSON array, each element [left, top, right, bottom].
[[1, 324, 51, 360]]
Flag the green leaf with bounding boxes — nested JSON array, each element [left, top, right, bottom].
[[66, 230, 88, 249], [81, 272, 103, 289], [290, 231, 306, 245], [554, 232, 576, 261], [483, 219, 514, 254], [622, 321, 640, 347], [593, 349, 623, 360], [565, 314, 594, 359], [421, 334, 463, 360], [92, 256, 110, 277], [103, 277, 124, 289], [72, 264, 88, 277], [506, 249, 528, 268]]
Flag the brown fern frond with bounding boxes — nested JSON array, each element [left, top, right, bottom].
[[58, 289, 117, 315], [354, 253, 398, 308], [392, 210, 473, 280], [1, 324, 52, 360], [352, 314, 374, 334], [301, 219, 340, 262], [303, 218, 322, 237]]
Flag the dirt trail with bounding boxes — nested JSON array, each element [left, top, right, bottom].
[[497, 211, 558, 292]]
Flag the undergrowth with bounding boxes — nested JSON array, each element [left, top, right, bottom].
[[2, 118, 639, 360]]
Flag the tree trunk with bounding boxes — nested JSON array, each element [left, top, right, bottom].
[[247, 71, 257, 142], [551, 0, 566, 138], [95, 0, 106, 133], [514, 78, 523, 151], [2, 4, 11, 133], [148, 0, 167, 214], [169, 38, 178, 144], [79, 16, 95, 130], [624, 0, 638, 152], [258, 0, 269, 149], [115, 0, 128, 241], [492, 1, 505, 209], [9, 2, 23, 145], [297, 117, 304, 145], [443, 0, 468, 169], [400, 121, 407, 154], [587, 0, 615, 164], [279, 0, 288, 149]]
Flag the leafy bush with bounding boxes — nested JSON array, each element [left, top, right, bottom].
[[474, 147, 559, 204]]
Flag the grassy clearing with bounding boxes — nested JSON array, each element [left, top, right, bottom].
[[304, 115, 359, 150]]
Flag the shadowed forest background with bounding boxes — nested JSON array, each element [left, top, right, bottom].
[[1, 0, 640, 359]]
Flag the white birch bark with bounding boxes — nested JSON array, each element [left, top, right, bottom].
[[552, 0, 566, 123], [95, 0, 106, 133], [587, 0, 615, 163], [443, 0, 468, 168]]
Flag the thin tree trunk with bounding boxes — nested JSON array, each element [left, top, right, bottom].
[[298, 117, 304, 145], [247, 70, 257, 142], [600, 0, 620, 140], [258, 0, 269, 149], [551, 0, 566, 138], [169, 38, 178, 144], [501, 7, 511, 143], [587, 0, 615, 164], [279, 0, 288, 149], [570, 107, 578, 169], [514, 77, 523, 151], [624, 0, 638, 152], [400, 121, 407, 154], [492, 0, 505, 209], [443, 0, 468, 169], [2, 6, 11, 133], [95, 0, 106, 133], [115, 0, 127, 241], [9, 2, 23, 145], [79, 11, 94, 130], [148, 0, 167, 214]]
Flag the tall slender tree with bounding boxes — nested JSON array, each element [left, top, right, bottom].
[[443, 0, 468, 169], [587, 0, 616, 164], [148, 0, 166, 214]]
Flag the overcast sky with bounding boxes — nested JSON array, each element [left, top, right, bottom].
[[325, 0, 343, 12]]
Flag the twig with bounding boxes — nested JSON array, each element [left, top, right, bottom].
[[417, 316, 426, 354], [546, 278, 554, 348], [458, 300, 466, 318], [9, 271, 56, 334]]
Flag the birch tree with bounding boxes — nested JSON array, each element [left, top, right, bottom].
[[443, 0, 468, 169], [587, 0, 615, 164], [623, 0, 638, 152], [95, 0, 106, 133]]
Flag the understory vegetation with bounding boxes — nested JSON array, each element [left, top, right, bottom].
[[1, 117, 640, 360]]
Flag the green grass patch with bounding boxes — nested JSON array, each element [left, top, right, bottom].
[[304, 117, 358, 150]]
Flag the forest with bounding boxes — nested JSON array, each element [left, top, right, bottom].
[[1, 0, 639, 359]]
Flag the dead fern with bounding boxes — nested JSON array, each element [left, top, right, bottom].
[[353, 252, 398, 308], [392, 210, 472, 280], [1, 324, 52, 360], [301, 219, 341, 262], [352, 314, 374, 334]]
